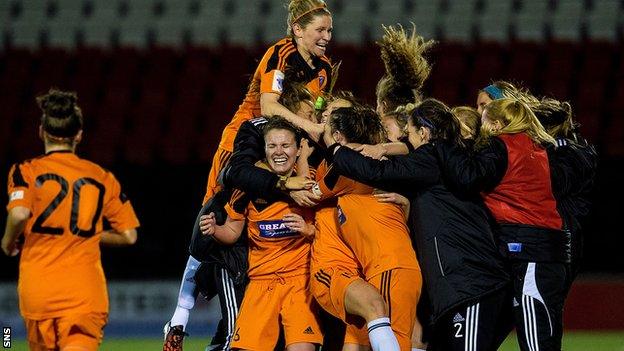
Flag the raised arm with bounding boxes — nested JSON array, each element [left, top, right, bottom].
[[261, 93, 324, 141]]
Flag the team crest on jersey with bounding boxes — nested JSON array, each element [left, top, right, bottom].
[[336, 205, 346, 225], [318, 75, 325, 87], [272, 70, 285, 93], [258, 220, 298, 238], [9, 190, 24, 201]]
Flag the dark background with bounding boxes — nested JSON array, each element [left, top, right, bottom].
[[1, 0, 624, 281], [1, 40, 623, 281]]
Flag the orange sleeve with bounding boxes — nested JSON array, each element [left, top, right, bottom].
[[313, 165, 355, 201], [259, 41, 296, 95], [225, 189, 248, 221], [6, 162, 33, 211], [102, 172, 140, 232]]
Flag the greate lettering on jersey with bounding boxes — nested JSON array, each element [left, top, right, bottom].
[[258, 220, 298, 238]]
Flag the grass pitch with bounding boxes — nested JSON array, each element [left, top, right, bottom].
[[8, 331, 624, 350]]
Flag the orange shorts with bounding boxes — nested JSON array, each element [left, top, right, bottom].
[[369, 268, 422, 351], [203, 147, 232, 204], [24, 312, 108, 351], [309, 266, 369, 346], [232, 274, 323, 350]]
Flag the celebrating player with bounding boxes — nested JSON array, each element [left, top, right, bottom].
[[2, 89, 140, 351]]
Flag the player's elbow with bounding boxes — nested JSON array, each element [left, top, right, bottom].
[[121, 229, 138, 245], [214, 233, 237, 245], [9, 207, 31, 224]]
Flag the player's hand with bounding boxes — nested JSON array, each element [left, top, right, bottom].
[[285, 176, 315, 190], [1, 237, 19, 257], [373, 191, 409, 207], [283, 213, 315, 238], [289, 190, 320, 207], [299, 138, 315, 160], [354, 144, 386, 160], [199, 212, 216, 236]]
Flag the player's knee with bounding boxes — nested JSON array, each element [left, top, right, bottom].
[[363, 294, 388, 322]]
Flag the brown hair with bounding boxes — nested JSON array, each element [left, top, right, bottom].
[[263, 115, 303, 147], [376, 24, 435, 113], [383, 109, 409, 131], [278, 81, 313, 113], [410, 98, 464, 147], [452, 106, 481, 139], [329, 106, 386, 145], [533, 97, 578, 140], [329, 90, 361, 108], [287, 0, 331, 36], [37, 88, 83, 140]]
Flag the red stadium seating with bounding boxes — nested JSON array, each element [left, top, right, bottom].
[[429, 43, 468, 106], [466, 42, 508, 98], [504, 41, 542, 90], [541, 41, 578, 100], [0, 41, 622, 165]]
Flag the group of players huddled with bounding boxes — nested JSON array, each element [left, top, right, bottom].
[[1, 0, 597, 350], [161, 1, 597, 351]]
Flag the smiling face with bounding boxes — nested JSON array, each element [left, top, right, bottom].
[[264, 128, 300, 176], [293, 14, 332, 59]]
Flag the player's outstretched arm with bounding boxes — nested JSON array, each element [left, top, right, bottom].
[[2, 207, 30, 256], [261, 93, 324, 141], [100, 228, 138, 246]]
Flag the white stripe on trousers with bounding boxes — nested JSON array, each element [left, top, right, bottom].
[[221, 268, 239, 351], [464, 303, 480, 351], [522, 295, 540, 351]]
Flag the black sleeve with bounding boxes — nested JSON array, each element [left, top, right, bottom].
[[435, 138, 508, 194], [222, 120, 280, 199], [331, 144, 440, 195], [189, 189, 232, 260], [549, 143, 598, 198]]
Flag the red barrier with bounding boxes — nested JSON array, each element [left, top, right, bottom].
[[564, 278, 624, 330]]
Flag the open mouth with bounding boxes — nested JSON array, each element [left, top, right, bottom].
[[316, 42, 327, 51], [272, 156, 288, 166]]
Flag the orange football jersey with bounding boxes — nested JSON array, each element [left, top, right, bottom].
[[225, 190, 313, 279], [7, 151, 140, 319], [314, 162, 419, 278], [218, 37, 332, 152]]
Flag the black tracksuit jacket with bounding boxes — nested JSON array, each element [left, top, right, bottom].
[[548, 137, 598, 275], [329, 142, 510, 324], [436, 136, 571, 263]]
